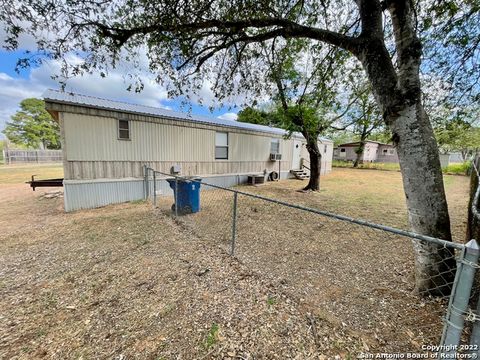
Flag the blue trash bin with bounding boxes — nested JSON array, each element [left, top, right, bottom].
[[167, 177, 202, 214]]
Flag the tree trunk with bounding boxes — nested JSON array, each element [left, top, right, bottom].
[[386, 100, 456, 296], [353, 0, 456, 296], [304, 139, 321, 191], [353, 138, 366, 168]]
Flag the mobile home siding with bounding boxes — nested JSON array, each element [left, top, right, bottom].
[[61, 112, 300, 180], [63, 113, 215, 162], [298, 141, 332, 175]]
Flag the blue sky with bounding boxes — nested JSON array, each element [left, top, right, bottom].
[[0, 49, 240, 140]]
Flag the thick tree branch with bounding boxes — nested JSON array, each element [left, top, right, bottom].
[[90, 17, 361, 55]]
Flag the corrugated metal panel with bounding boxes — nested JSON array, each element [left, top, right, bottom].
[[229, 133, 270, 161], [44, 89, 332, 141], [63, 112, 300, 165], [64, 179, 144, 212], [64, 173, 299, 211], [64, 113, 214, 161], [228, 134, 292, 163]]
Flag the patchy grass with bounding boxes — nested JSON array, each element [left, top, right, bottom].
[[221, 168, 468, 239], [266, 295, 277, 307], [203, 323, 220, 350], [0, 168, 470, 358], [156, 168, 470, 352], [0, 163, 63, 184], [334, 159, 472, 176], [0, 184, 342, 359], [333, 160, 401, 171], [443, 161, 471, 175]]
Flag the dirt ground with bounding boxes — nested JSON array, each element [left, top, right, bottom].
[[0, 167, 471, 359]]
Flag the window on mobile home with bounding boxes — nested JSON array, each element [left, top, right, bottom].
[[215, 132, 228, 159], [118, 120, 130, 140], [270, 138, 280, 154]]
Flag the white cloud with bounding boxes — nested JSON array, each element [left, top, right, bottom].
[[0, 25, 40, 52], [0, 54, 173, 137], [217, 112, 238, 121], [0, 43, 249, 139], [0, 73, 46, 138]]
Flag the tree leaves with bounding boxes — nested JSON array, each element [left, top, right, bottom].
[[2, 98, 60, 149]]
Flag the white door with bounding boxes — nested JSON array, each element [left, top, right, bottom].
[[292, 140, 302, 169]]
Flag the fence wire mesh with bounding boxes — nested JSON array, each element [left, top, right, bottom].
[[144, 167, 478, 354], [469, 157, 480, 242]]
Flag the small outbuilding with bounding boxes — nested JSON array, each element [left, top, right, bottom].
[[334, 141, 399, 163], [43, 90, 334, 212]]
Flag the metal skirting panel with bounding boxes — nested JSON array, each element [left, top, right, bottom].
[[64, 179, 145, 212], [64, 172, 296, 212]]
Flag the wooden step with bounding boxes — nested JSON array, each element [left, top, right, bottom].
[[290, 169, 310, 180]]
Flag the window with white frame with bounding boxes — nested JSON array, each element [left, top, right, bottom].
[[215, 132, 228, 159], [324, 145, 327, 153], [270, 138, 280, 154], [118, 119, 130, 140]]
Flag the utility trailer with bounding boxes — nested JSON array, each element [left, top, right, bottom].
[[27, 175, 64, 191]]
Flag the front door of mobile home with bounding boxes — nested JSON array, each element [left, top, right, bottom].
[[292, 140, 302, 169]]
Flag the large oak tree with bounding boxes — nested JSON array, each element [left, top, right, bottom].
[[2, 0, 469, 294]]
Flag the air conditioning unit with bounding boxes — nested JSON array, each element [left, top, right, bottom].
[[270, 153, 282, 161]]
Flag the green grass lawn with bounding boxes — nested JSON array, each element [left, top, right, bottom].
[[333, 160, 471, 175], [0, 164, 64, 184], [333, 160, 401, 171]]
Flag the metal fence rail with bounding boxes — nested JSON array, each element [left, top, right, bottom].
[[144, 166, 480, 355]]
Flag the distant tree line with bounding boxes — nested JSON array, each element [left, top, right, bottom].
[[2, 98, 60, 150]]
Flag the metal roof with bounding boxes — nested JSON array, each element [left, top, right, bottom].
[[337, 140, 390, 147], [43, 89, 332, 142]]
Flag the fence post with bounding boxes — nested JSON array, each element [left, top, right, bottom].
[[153, 171, 157, 207], [441, 239, 479, 354], [174, 177, 178, 217], [470, 239, 480, 354], [143, 165, 147, 200], [230, 192, 238, 256], [146, 167, 150, 199]]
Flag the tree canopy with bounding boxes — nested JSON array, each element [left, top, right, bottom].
[[2, 98, 60, 150], [420, 0, 480, 114], [436, 119, 480, 160], [2, 0, 475, 293], [237, 107, 281, 127]]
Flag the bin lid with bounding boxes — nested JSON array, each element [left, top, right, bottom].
[[167, 176, 202, 182]]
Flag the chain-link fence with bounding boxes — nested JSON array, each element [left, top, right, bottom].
[[144, 166, 480, 355], [468, 156, 480, 242]]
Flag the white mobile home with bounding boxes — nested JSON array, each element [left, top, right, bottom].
[[334, 141, 399, 163], [43, 90, 333, 211]]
